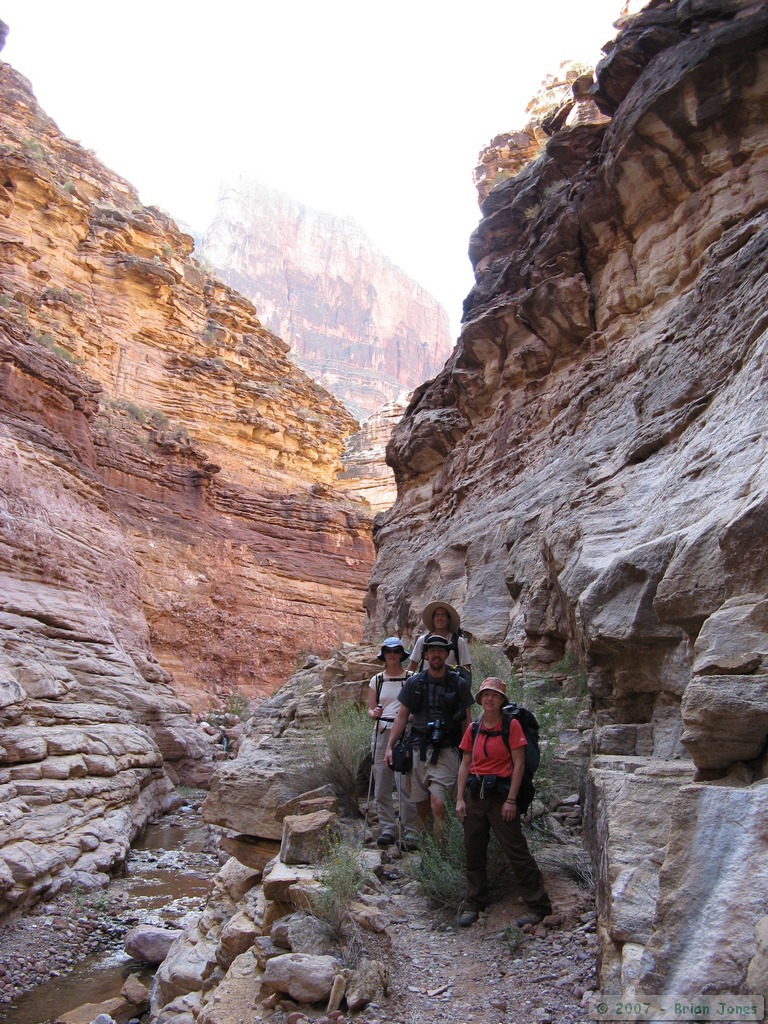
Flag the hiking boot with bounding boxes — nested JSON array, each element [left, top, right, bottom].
[[376, 832, 395, 847], [459, 909, 479, 927], [516, 912, 543, 927], [398, 836, 419, 852]]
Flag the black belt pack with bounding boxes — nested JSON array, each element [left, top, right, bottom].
[[468, 774, 511, 799]]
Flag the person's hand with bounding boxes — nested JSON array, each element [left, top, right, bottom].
[[501, 799, 517, 822], [371, 704, 383, 720], [384, 747, 393, 767], [456, 798, 466, 821]]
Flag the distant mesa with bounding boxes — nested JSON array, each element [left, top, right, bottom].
[[197, 178, 454, 422]]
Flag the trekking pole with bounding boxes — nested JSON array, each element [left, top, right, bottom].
[[363, 709, 381, 843], [397, 769, 403, 850]]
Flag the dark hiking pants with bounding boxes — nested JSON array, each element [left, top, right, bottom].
[[463, 790, 551, 916]]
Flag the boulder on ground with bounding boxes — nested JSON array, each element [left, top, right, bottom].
[[260, 952, 343, 1002], [124, 924, 183, 963]]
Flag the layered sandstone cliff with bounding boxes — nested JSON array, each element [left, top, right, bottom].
[[366, 0, 768, 998], [198, 179, 454, 421], [337, 392, 411, 512], [0, 58, 373, 913]]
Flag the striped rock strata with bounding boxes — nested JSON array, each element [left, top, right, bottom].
[[365, 0, 768, 998], [0, 58, 373, 914]]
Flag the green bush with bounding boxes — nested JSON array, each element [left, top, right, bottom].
[[320, 699, 372, 815], [411, 805, 466, 911], [22, 138, 46, 161], [284, 697, 372, 815], [467, 641, 509, 684], [411, 804, 510, 915], [31, 330, 80, 364], [500, 924, 524, 954], [205, 689, 251, 729], [310, 830, 369, 941]]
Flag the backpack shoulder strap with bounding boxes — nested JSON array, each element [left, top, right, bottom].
[[501, 709, 515, 753], [451, 631, 460, 662], [469, 715, 481, 766], [417, 632, 428, 672]]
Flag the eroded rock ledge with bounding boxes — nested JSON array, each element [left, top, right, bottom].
[[0, 59, 374, 915], [365, 0, 768, 996]]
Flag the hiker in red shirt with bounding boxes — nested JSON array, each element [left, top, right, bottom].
[[455, 676, 551, 928]]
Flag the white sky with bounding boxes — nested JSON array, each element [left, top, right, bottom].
[[1, 1, 622, 336]]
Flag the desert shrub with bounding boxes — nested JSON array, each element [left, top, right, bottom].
[[411, 806, 466, 911], [467, 641, 509, 684], [205, 689, 251, 728], [119, 400, 148, 424], [411, 804, 510, 915], [491, 169, 513, 186], [149, 409, 169, 429], [31, 330, 80, 364], [533, 836, 595, 893], [285, 698, 371, 815], [320, 699, 372, 814], [500, 924, 525, 954], [543, 178, 569, 200], [310, 830, 369, 941], [22, 138, 46, 160]]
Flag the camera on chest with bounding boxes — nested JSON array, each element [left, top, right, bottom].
[[427, 719, 445, 745]]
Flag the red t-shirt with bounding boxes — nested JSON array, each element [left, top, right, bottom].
[[459, 717, 526, 778]]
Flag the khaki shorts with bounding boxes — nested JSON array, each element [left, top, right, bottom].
[[407, 745, 460, 803]]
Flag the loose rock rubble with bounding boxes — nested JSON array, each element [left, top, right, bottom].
[[0, 892, 133, 1007], [0, 854, 597, 1024], [351, 866, 598, 1024]]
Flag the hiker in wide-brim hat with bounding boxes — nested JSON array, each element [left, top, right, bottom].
[[422, 600, 461, 634], [408, 600, 472, 679], [454, 676, 552, 929], [367, 637, 418, 850], [385, 631, 475, 840]]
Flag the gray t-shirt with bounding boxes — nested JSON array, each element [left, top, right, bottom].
[[397, 669, 474, 742]]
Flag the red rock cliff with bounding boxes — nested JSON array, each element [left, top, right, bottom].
[[199, 178, 454, 421], [0, 60, 373, 911]]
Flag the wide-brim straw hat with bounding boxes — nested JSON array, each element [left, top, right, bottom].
[[422, 600, 461, 633], [475, 677, 507, 701]]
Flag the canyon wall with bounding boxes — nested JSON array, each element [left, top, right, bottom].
[[198, 178, 454, 421], [337, 393, 410, 512], [0, 57, 373, 913], [365, 0, 768, 998]]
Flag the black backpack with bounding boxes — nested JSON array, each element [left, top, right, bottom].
[[408, 668, 468, 750], [469, 702, 540, 813]]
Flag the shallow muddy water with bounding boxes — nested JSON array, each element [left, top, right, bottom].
[[0, 803, 218, 1024]]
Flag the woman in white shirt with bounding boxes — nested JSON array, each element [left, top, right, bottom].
[[368, 637, 418, 850]]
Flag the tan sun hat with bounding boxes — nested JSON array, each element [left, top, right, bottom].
[[475, 677, 507, 701], [421, 601, 461, 633]]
